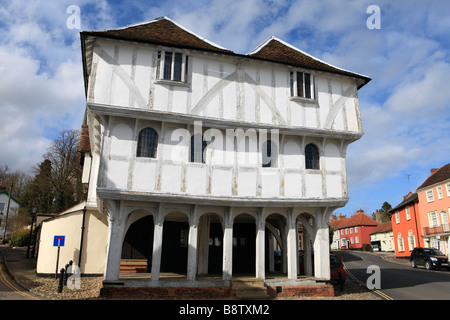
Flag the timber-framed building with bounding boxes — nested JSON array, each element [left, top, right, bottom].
[[38, 17, 370, 298]]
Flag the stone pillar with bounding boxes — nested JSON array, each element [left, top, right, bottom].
[[187, 206, 199, 281], [103, 200, 126, 282], [286, 209, 298, 280], [255, 209, 265, 279], [313, 210, 331, 280], [222, 208, 233, 280], [151, 205, 164, 281], [298, 213, 315, 277]]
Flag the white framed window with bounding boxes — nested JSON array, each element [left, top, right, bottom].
[[355, 236, 359, 244], [350, 237, 354, 244], [395, 211, 400, 224], [441, 210, 449, 232], [289, 70, 315, 100], [345, 228, 348, 235], [340, 229, 344, 235], [437, 186, 443, 199], [398, 232, 404, 252], [136, 127, 158, 158], [156, 50, 188, 83], [426, 190, 434, 203], [408, 229, 416, 251], [350, 227, 353, 234], [406, 206, 411, 220], [446, 183, 450, 197], [354, 227, 358, 233], [428, 211, 440, 228], [305, 143, 320, 170]]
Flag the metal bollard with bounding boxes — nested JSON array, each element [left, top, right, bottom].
[[58, 268, 65, 293]]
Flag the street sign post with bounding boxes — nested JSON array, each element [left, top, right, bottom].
[[54, 236, 65, 279]]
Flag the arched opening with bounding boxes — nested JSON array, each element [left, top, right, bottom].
[[233, 213, 256, 275], [197, 213, 224, 276], [297, 213, 315, 276], [121, 214, 154, 273], [161, 211, 189, 275], [265, 213, 287, 277]]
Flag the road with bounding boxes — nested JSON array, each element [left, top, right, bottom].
[[0, 260, 41, 300], [339, 251, 450, 300]]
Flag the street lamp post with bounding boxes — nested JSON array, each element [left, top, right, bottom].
[[0, 211, 3, 241], [26, 204, 38, 259]]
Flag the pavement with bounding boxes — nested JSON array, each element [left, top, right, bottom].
[[0, 244, 40, 292], [0, 244, 411, 296]]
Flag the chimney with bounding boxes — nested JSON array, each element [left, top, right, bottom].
[[357, 209, 364, 215], [430, 168, 438, 175], [374, 210, 381, 223]]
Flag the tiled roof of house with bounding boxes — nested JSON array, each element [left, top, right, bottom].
[[370, 221, 392, 235], [81, 16, 233, 55], [389, 192, 418, 214], [416, 163, 450, 191], [247, 36, 371, 88], [329, 210, 378, 230]]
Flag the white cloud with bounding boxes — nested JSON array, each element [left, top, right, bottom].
[[0, 0, 94, 172]]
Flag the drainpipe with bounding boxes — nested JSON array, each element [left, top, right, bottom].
[[78, 205, 87, 272], [78, 150, 92, 273], [412, 200, 420, 247]]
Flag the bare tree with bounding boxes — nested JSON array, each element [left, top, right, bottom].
[[44, 129, 83, 213], [0, 164, 32, 236]]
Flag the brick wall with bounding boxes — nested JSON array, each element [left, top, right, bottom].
[[100, 286, 236, 299], [266, 283, 334, 298]]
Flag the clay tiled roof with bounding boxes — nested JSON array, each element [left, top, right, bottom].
[[81, 17, 370, 90], [416, 163, 450, 191], [371, 221, 392, 235], [389, 192, 418, 214], [247, 37, 371, 89], [81, 17, 233, 55], [330, 211, 378, 230]]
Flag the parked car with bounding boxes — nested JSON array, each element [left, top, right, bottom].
[[410, 247, 449, 270], [330, 254, 347, 284], [298, 250, 347, 284]]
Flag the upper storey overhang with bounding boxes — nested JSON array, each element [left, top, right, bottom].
[[80, 16, 371, 96]]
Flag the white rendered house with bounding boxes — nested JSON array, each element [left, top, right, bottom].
[[79, 17, 370, 294]]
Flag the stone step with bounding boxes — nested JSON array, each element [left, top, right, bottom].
[[120, 259, 148, 273], [232, 279, 272, 300]]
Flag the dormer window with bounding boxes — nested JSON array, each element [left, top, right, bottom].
[[290, 71, 315, 100], [156, 50, 188, 83]]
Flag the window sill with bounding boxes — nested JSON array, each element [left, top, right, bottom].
[[155, 79, 189, 87], [289, 96, 318, 104]]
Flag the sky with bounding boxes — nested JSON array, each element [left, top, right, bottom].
[[0, 0, 449, 217]]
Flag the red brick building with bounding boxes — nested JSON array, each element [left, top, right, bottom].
[[330, 210, 378, 250]]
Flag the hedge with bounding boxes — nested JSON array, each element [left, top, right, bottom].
[[11, 229, 32, 247]]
